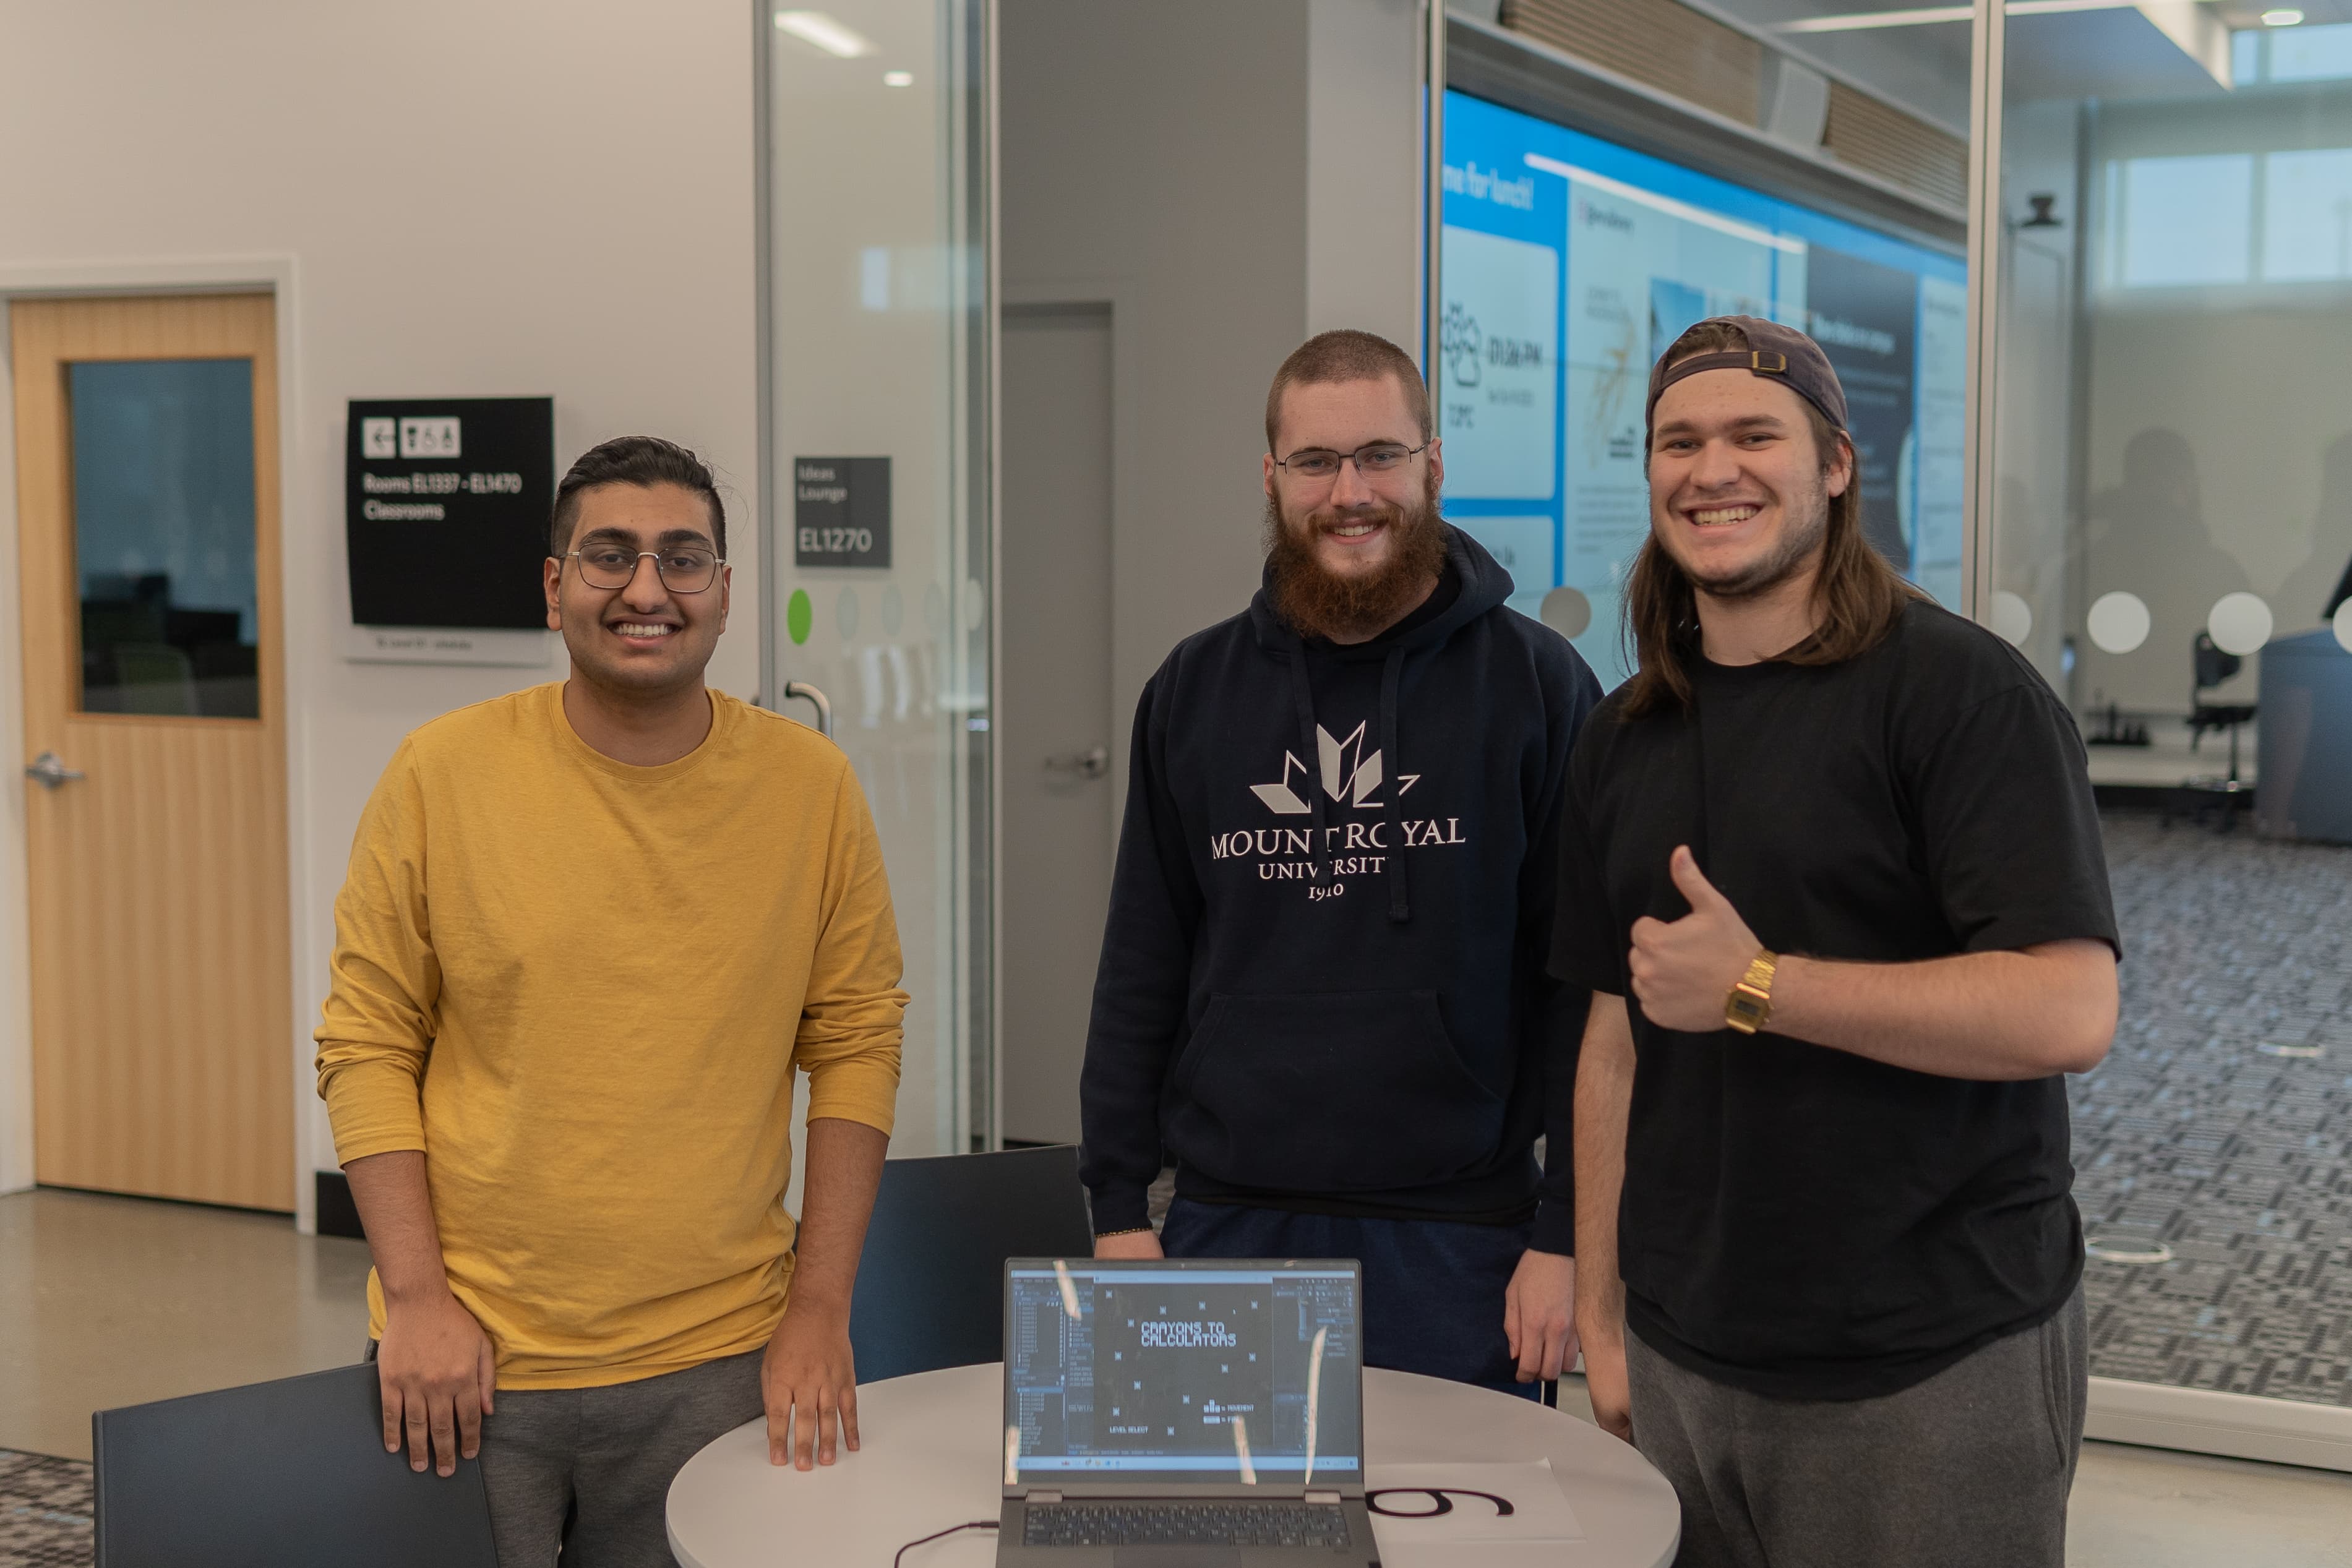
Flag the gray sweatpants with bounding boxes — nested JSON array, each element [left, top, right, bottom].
[[1625, 1288, 2087, 1568], [369, 1341, 766, 1568]]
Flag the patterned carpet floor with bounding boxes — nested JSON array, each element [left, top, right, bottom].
[[2074, 810, 2352, 1406], [0, 1449, 91, 1568]]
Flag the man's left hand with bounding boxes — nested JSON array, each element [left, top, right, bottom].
[[1628, 846, 1764, 1033], [1504, 1249, 1579, 1383], [763, 1298, 859, 1470]]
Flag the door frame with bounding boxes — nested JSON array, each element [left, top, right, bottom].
[[0, 258, 320, 1232]]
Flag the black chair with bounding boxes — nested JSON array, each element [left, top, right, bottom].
[[2170, 631, 2257, 831], [92, 1362, 497, 1568], [849, 1144, 1095, 1382]]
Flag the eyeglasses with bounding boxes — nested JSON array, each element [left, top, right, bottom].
[[1272, 441, 1429, 482], [567, 545, 726, 594]]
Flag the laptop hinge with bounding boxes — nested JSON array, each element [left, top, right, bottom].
[[1303, 1489, 1342, 1504], [1024, 1489, 1063, 1503]]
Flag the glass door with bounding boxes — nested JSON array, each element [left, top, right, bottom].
[[762, 0, 995, 1159]]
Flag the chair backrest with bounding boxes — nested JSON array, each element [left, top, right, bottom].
[[849, 1144, 1095, 1382], [93, 1363, 497, 1568], [2194, 630, 2242, 698]]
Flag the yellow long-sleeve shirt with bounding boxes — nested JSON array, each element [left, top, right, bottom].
[[315, 682, 905, 1389]]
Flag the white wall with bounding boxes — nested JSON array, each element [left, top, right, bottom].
[[0, 0, 760, 1217], [1000, 0, 1422, 765]]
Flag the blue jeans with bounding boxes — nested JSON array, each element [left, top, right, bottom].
[[1159, 1197, 1539, 1397]]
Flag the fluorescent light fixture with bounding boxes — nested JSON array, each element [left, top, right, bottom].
[[774, 10, 875, 57], [1524, 152, 1808, 253], [2262, 7, 2305, 22], [1782, 0, 2158, 31], [883, 69, 914, 86]]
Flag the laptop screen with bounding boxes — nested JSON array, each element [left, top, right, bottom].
[[1002, 1258, 1363, 1489]]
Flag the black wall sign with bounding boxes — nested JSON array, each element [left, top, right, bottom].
[[794, 456, 891, 568], [346, 397, 554, 629]]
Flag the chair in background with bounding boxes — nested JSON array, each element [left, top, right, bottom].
[[849, 1144, 1094, 1382], [2170, 631, 2259, 831], [92, 1362, 497, 1568]]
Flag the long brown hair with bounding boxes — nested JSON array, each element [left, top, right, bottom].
[[1618, 319, 1922, 718]]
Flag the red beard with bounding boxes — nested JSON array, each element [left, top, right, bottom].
[[1263, 466, 1447, 642]]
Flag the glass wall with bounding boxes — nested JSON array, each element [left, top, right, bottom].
[[1992, 6, 2352, 1412], [1464, 0, 2352, 1436], [764, 0, 994, 1162]]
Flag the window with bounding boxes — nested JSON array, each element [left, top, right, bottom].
[[2111, 153, 2254, 288], [2261, 147, 2352, 280]]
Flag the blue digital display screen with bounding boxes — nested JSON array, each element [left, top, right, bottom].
[[1004, 1262, 1362, 1484], [1440, 88, 1970, 687]]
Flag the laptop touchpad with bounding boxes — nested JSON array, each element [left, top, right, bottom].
[[1110, 1551, 1241, 1568]]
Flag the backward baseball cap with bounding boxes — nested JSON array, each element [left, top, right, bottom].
[[1643, 315, 1848, 443]]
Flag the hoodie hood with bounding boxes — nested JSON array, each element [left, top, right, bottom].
[[1243, 524, 1514, 924]]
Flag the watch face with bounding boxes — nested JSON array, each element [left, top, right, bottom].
[[1726, 990, 1770, 1032]]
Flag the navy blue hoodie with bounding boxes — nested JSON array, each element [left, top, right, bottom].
[[1078, 526, 1603, 1251]]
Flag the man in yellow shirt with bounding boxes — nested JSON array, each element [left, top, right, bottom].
[[316, 435, 906, 1565]]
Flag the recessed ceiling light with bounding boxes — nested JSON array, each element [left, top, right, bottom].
[[2262, 6, 2305, 22], [883, 70, 914, 87], [774, 10, 875, 57]]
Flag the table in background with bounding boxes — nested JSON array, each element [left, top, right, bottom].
[[667, 1362, 1680, 1568]]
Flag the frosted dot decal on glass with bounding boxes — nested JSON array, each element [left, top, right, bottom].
[[1540, 585, 1592, 639], [2087, 591, 2152, 654], [2207, 591, 2273, 656], [836, 585, 860, 640], [2335, 598, 2352, 654], [1989, 590, 2033, 646]]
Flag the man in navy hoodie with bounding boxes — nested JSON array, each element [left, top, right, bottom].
[[1078, 329, 1603, 1393]]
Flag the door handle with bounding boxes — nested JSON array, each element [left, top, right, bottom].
[[783, 681, 832, 737], [1045, 745, 1110, 780], [25, 751, 85, 790]]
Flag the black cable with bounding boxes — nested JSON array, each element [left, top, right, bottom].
[[892, 1520, 998, 1567]]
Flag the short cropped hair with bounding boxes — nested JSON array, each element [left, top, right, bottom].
[[549, 435, 727, 557], [1263, 330, 1432, 454]]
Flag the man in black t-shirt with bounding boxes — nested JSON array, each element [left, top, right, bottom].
[[1552, 317, 2119, 1568]]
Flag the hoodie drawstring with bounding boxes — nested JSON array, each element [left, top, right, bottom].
[[1288, 635, 1414, 923], [1285, 645, 1328, 885], [1379, 645, 1410, 923]]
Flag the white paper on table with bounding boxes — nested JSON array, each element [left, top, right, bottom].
[[1364, 1459, 1585, 1544]]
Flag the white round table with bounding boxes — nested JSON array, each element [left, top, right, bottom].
[[668, 1363, 1679, 1567]]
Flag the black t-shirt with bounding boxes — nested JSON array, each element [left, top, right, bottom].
[[1549, 599, 2118, 1400]]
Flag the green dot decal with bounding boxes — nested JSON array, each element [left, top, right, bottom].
[[787, 588, 813, 645]]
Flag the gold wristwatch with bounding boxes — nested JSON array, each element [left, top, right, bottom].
[[1724, 949, 1779, 1035]]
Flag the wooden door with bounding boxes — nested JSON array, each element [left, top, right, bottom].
[[11, 294, 292, 1210]]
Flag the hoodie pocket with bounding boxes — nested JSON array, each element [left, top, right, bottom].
[[1167, 990, 1507, 1193]]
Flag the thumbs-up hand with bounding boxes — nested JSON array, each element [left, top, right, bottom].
[[1627, 846, 1766, 1034]]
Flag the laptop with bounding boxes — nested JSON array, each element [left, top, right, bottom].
[[998, 1257, 1376, 1566]]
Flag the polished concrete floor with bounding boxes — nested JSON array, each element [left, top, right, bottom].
[[0, 1186, 371, 1461], [4, 1188, 2350, 1564]]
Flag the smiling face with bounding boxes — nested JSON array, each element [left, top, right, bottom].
[[1260, 375, 1448, 640], [1647, 368, 1852, 601], [543, 481, 730, 700]]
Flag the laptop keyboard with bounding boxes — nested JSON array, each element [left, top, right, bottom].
[[1023, 1501, 1352, 1549]]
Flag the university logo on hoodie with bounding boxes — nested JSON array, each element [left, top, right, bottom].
[[1208, 720, 1467, 901], [1247, 722, 1415, 815]]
